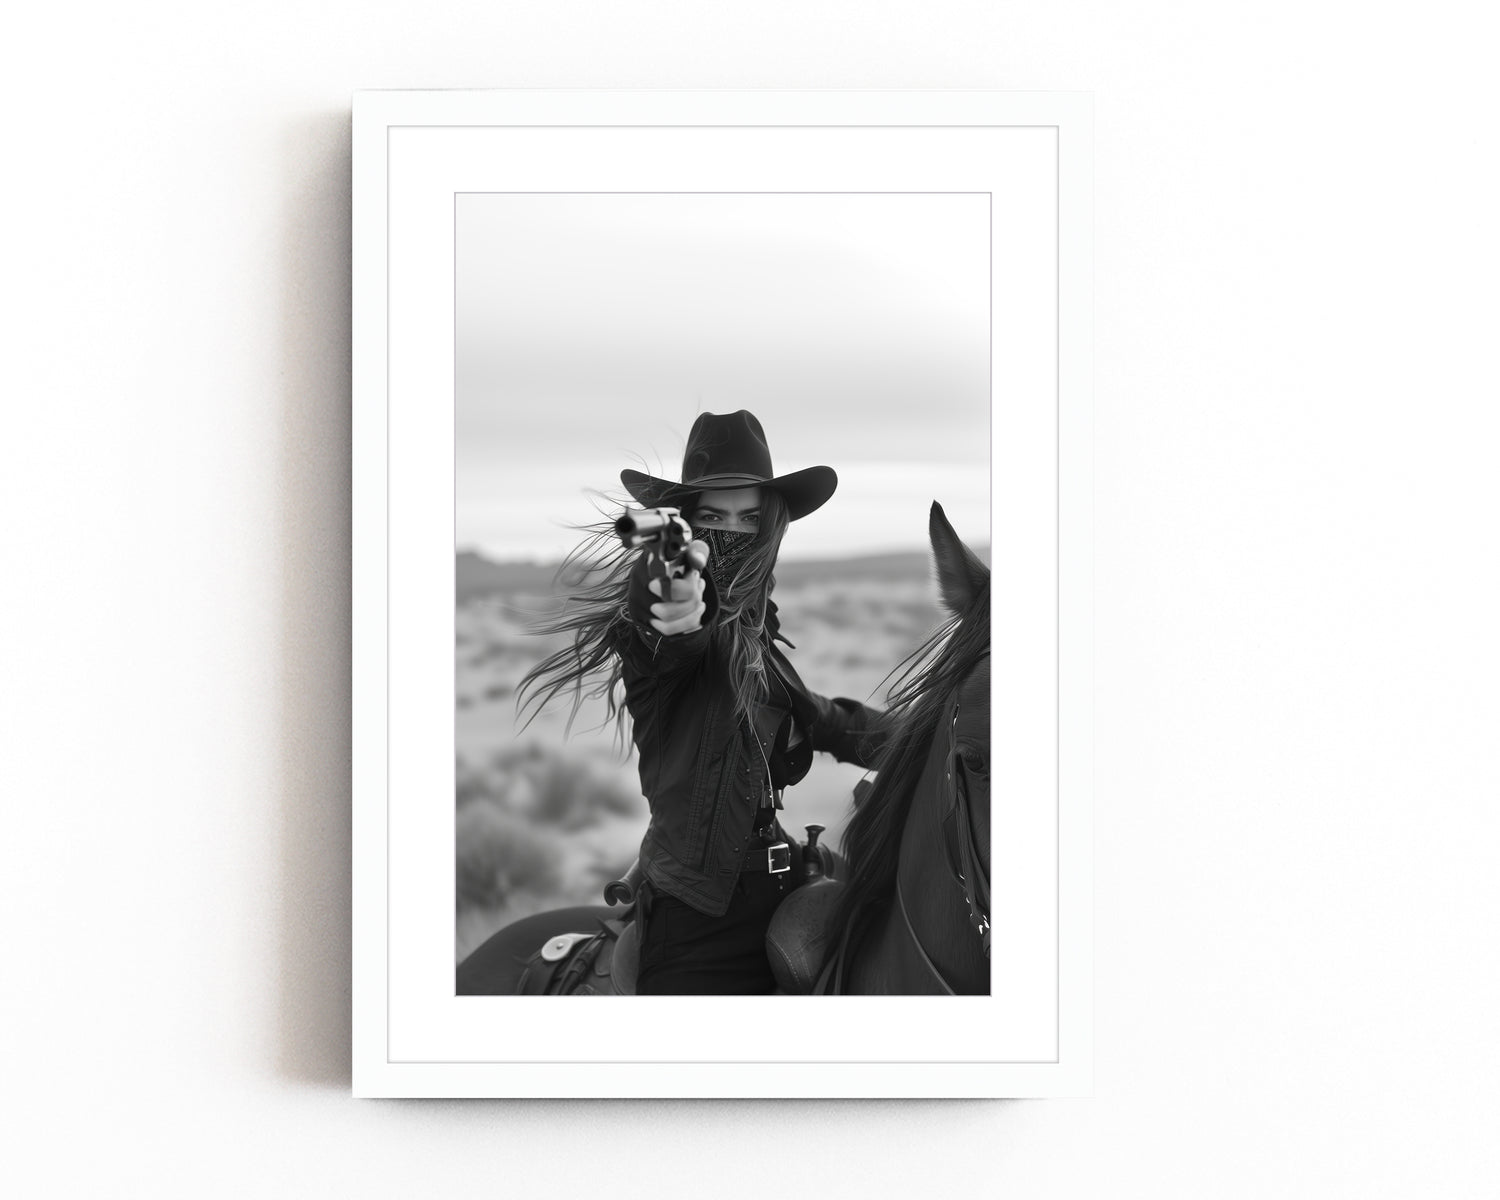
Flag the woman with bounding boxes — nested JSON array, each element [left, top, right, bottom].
[[518, 409, 885, 994]]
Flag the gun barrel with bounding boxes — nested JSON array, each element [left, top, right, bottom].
[[615, 509, 673, 539], [617, 507, 693, 569], [616, 506, 690, 548]]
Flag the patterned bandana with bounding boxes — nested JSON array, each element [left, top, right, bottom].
[[697, 528, 757, 594]]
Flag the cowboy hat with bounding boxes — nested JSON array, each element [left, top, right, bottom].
[[620, 409, 837, 522]]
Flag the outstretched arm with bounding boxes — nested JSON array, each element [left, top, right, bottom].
[[806, 692, 888, 770]]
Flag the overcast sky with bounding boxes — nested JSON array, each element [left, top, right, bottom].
[[456, 192, 991, 561]]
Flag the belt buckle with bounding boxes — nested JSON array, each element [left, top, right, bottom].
[[766, 841, 791, 874]]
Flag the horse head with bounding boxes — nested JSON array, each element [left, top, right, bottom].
[[826, 502, 992, 994], [928, 501, 992, 915]]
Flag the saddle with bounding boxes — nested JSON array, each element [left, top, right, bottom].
[[765, 879, 843, 993], [515, 885, 844, 996], [516, 917, 641, 996], [517, 827, 847, 996]]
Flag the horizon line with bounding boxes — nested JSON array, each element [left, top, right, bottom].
[[457, 541, 991, 567]]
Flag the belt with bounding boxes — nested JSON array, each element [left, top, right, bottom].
[[740, 839, 792, 874]]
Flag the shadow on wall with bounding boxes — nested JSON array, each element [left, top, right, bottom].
[[274, 110, 353, 1089]]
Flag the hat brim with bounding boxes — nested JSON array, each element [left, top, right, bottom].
[[621, 465, 837, 522]]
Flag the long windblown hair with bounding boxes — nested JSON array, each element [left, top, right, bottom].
[[515, 488, 791, 744], [827, 575, 991, 958]]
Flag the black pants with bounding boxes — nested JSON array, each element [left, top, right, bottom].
[[636, 871, 797, 995]]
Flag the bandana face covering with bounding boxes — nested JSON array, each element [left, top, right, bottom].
[[697, 527, 757, 594]]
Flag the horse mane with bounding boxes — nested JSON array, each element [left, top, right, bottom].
[[829, 578, 991, 963]]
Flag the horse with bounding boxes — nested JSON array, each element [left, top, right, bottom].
[[455, 500, 990, 997], [805, 499, 990, 993]]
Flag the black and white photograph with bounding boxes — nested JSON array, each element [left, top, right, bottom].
[[449, 192, 993, 997], [357, 95, 1085, 1094]]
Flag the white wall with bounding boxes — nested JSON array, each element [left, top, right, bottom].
[[2, 3, 1496, 1196]]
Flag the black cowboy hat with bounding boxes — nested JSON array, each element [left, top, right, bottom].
[[621, 409, 837, 522]]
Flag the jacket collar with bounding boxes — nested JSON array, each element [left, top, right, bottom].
[[766, 597, 795, 649]]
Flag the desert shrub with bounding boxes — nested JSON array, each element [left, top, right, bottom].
[[456, 757, 497, 808], [487, 742, 641, 831], [455, 802, 563, 910]]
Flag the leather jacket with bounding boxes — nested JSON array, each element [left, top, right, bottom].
[[617, 555, 884, 916]]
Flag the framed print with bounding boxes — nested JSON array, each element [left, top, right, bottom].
[[352, 90, 1092, 1098]]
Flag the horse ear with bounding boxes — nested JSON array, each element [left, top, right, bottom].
[[929, 501, 989, 616]]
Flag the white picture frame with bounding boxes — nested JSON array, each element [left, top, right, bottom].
[[352, 89, 1092, 1098]]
